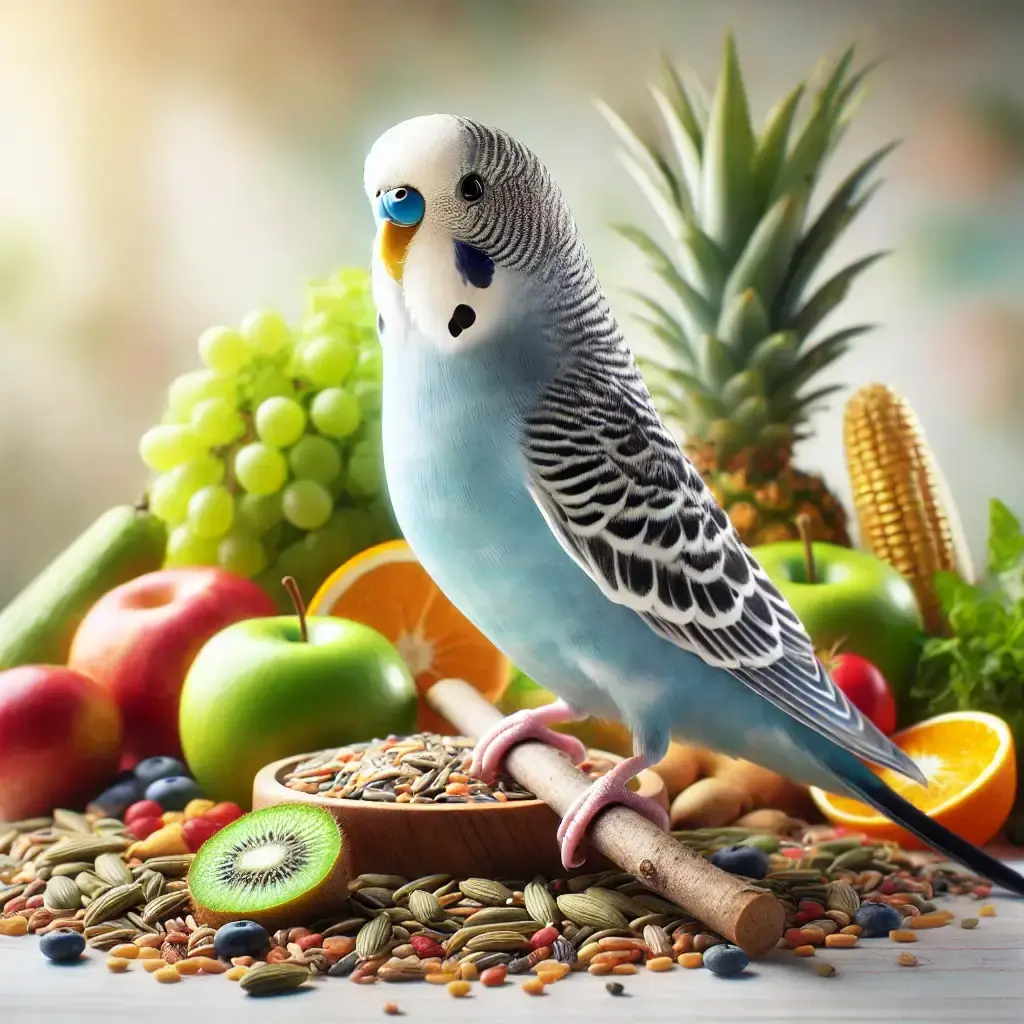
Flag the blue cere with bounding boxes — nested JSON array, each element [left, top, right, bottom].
[[453, 241, 494, 288], [377, 186, 424, 227]]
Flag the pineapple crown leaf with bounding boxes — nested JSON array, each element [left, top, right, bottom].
[[787, 250, 890, 340], [717, 289, 769, 351], [752, 82, 807, 209], [624, 289, 699, 368], [649, 85, 701, 212]]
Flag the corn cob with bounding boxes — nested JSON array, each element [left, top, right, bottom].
[[843, 384, 973, 634]]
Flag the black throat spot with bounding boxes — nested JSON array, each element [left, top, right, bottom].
[[448, 304, 477, 338]]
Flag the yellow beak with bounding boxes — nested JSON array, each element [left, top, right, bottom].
[[378, 221, 419, 281]]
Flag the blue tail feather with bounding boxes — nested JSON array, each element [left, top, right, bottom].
[[840, 764, 1024, 896]]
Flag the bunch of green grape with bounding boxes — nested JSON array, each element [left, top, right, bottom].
[[138, 267, 399, 608]]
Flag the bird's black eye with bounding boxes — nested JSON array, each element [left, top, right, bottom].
[[459, 173, 485, 203]]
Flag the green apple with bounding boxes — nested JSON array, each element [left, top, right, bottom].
[[178, 614, 417, 807], [750, 541, 924, 712]]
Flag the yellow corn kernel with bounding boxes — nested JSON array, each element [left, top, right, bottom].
[[843, 383, 972, 633]]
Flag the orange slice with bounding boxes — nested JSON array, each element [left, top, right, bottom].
[[309, 540, 511, 733], [811, 711, 1017, 849]]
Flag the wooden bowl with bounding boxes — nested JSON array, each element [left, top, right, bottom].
[[253, 749, 667, 879]]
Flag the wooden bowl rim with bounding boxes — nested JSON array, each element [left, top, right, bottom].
[[253, 748, 666, 814]]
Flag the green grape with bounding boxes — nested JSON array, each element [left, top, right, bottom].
[[346, 438, 383, 497], [241, 309, 292, 355], [187, 484, 235, 540], [165, 525, 219, 567], [351, 379, 382, 416], [139, 425, 205, 472], [149, 456, 224, 524], [287, 435, 342, 484], [303, 522, 358, 572], [309, 387, 361, 439], [255, 396, 307, 448], [352, 347, 383, 382], [300, 335, 356, 387], [282, 479, 333, 531], [322, 507, 376, 557], [217, 532, 268, 579], [190, 398, 244, 447], [235, 492, 283, 537], [235, 442, 289, 496], [247, 366, 296, 407], [197, 326, 251, 375], [167, 369, 237, 417]]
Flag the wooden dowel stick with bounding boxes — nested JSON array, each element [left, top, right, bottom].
[[426, 679, 785, 957]]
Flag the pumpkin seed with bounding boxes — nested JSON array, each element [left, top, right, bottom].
[[136, 855, 193, 877], [524, 881, 559, 925], [43, 875, 82, 911], [586, 886, 646, 919], [464, 906, 530, 925], [408, 889, 444, 924], [351, 874, 407, 891], [94, 852, 134, 887], [83, 882, 144, 927], [444, 920, 537, 954], [240, 962, 310, 996], [37, 837, 130, 866], [556, 893, 628, 930], [75, 872, 111, 899], [458, 878, 513, 906], [355, 912, 393, 960], [51, 861, 94, 878]]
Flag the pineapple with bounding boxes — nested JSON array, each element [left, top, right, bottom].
[[597, 35, 893, 546]]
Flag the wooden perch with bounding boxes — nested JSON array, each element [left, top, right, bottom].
[[426, 679, 785, 956]]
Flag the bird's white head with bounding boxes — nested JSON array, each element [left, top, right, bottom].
[[364, 114, 578, 353]]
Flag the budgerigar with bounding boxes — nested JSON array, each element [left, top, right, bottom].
[[363, 113, 1024, 893]]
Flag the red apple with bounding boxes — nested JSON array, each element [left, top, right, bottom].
[[828, 652, 898, 735], [0, 666, 123, 818], [68, 568, 276, 762]]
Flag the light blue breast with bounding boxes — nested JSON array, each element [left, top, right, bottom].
[[381, 324, 853, 791]]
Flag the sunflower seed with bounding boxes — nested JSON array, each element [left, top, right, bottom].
[[137, 870, 165, 902], [459, 878, 513, 906], [51, 861, 94, 878], [240, 962, 310, 996], [444, 920, 537, 954], [408, 889, 444, 924], [74, 873, 110, 899], [142, 889, 190, 925], [43, 875, 81, 911], [82, 883, 144, 927], [524, 881, 560, 926], [328, 951, 359, 977], [52, 809, 92, 834], [392, 874, 450, 902], [136, 855, 193, 877], [351, 874, 407, 891], [37, 837, 130, 866], [586, 886, 647, 919], [355, 913, 393, 960], [826, 881, 861, 915], [464, 929, 533, 953], [87, 929, 139, 950], [643, 924, 673, 958], [464, 906, 530, 925], [0, 829, 18, 855], [94, 852, 134, 887], [320, 918, 367, 938], [556, 893, 628, 930]]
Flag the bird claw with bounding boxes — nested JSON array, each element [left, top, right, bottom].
[[469, 706, 586, 783], [556, 760, 669, 870]]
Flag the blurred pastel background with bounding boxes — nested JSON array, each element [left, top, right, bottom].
[[1, 0, 1022, 603]]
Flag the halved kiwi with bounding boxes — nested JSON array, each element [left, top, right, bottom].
[[188, 803, 350, 930]]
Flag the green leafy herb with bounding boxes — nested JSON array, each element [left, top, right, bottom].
[[912, 499, 1024, 742]]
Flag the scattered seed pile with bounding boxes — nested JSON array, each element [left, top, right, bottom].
[[0, 808, 1001, 1001], [282, 733, 617, 804]]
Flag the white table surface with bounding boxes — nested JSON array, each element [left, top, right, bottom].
[[3, 855, 1023, 1024]]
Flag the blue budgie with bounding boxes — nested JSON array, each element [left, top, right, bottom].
[[363, 113, 1024, 892]]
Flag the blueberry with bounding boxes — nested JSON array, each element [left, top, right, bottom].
[[145, 775, 204, 811], [214, 920, 270, 960], [90, 778, 143, 818], [134, 756, 190, 788], [709, 844, 770, 880], [40, 928, 86, 963], [854, 902, 903, 937], [703, 943, 749, 977]]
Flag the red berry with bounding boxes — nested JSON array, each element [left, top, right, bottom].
[[781, 847, 803, 860], [408, 935, 445, 959], [124, 800, 163, 825], [296, 933, 324, 952], [127, 815, 164, 840], [182, 816, 223, 852], [798, 900, 825, 917], [203, 801, 245, 827]]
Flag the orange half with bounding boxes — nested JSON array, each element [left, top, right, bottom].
[[309, 540, 511, 733], [811, 711, 1017, 849]]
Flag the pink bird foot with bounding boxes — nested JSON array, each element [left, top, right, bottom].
[[556, 755, 669, 870], [469, 699, 586, 782]]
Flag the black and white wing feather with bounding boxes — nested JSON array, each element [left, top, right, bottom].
[[523, 362, 925, 784]]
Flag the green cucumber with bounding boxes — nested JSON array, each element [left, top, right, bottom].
[[0, 503, 167, 670]]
